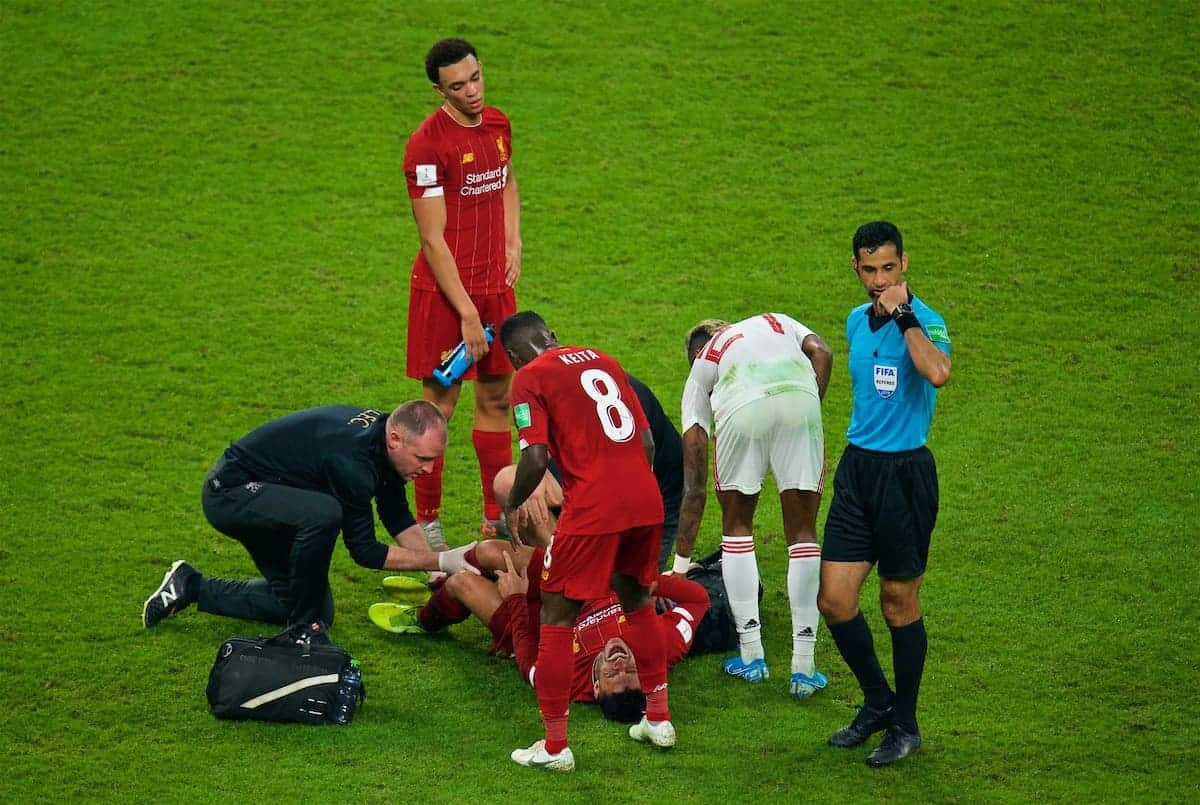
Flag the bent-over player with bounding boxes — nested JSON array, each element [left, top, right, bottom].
[[672, 313, 832, 698]]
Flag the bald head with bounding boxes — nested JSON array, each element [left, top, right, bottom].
[[387, 400, 446, 437], [385, 401, 447, 480]]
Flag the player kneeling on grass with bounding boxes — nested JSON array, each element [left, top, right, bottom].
[[370, 539, 709, 734], [140, 402, 480, 643]]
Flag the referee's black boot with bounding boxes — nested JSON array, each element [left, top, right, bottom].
[[828, 703, 894, 748], [865, 724, 922, 767]]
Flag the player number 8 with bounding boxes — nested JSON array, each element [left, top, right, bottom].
[[579, 369, 635, 443]]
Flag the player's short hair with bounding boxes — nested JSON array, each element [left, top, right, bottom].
[[387, 400, 446, 437], [685, 318, 727, 357], [597, 688, 646, 724], [853, 221, 904, 259], [425, 38, 477, 84], [499, 311, 548, 352]]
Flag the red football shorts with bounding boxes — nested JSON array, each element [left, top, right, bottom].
[[406, 287, 516, 380], [538, 524, 663, 601]]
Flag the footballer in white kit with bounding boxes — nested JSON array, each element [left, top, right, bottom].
[[674, 313, 833, 698], [681, 312, 825, 494]]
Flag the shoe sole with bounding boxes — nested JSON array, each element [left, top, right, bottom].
[[368, 602, 426, 634], [725, 669, 769, 682], [866, 742, 921, 767], [790, 672, 828, 700], [630, 728, 676, 749], [381, 575, 432, 605], [142, 560, 187, 628], [514, 759, 575, 771], [829, 722, 891, 748], [511, 747, 575, 771]]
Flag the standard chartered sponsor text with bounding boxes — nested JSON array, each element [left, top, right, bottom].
[[461, 166, 507, 196]]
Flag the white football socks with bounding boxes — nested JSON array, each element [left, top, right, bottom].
[[788, 542, 822, 675], [722, 535, 764, 662]]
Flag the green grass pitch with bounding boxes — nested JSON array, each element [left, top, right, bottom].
[[1, 1, 1197, 801]]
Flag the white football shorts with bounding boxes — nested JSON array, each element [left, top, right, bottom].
[[713, 391, 824, 495]]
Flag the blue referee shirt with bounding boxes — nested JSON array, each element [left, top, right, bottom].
[[845, 294, 951, 452]]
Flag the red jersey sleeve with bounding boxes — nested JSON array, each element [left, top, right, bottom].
[[403, 125, 447, 201], [653, 574, 711, 668], [511, 370, 550, 450]]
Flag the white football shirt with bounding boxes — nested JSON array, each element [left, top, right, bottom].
[[681, 312, 820, 436]]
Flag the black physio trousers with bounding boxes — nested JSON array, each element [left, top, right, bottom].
[[198, 461, 338, 628]]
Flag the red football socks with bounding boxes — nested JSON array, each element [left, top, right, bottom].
[[417, 583, 470, 632], [623, 603, 670, 721], [536, 624, 574, 753], [472, 429, 512, 522], [414, 455, 444, 522]]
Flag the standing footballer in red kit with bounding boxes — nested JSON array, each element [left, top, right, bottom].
[[499, 311, 674, 773], [403, 38, 520, 549]]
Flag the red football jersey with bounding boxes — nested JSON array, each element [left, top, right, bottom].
[[403, 105, 512, 295], [566, 575, 711, 701], [509, 558, 710, 702], [511, 346, 663, 535]]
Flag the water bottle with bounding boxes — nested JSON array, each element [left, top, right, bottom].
[[331, 659, 362, 725], [432, 324, 495, 387]]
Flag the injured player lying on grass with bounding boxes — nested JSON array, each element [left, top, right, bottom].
[[370, 538, 709, 723]]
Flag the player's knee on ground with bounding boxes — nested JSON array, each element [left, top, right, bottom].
[[598, 689, 647, 723]]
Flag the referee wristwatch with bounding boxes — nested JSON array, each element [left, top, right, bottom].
[[892, 302, 920, 332]]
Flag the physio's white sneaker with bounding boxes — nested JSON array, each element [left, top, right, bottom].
[[510, 739, 575, 771], [629, 716, 676, 748]]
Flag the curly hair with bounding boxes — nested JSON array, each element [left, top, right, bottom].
[[597, 688, 647, 724]]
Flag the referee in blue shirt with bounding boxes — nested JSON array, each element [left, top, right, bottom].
[[818, 221, 952, 767]]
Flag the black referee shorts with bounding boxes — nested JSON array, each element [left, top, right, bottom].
[[822, 443, 939, 579]]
